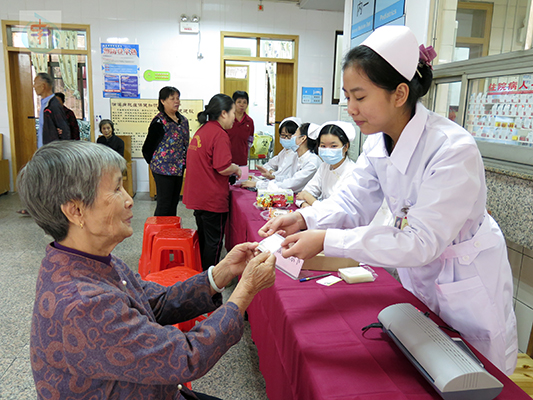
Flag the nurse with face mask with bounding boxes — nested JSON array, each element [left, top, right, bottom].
[[296, 121, 357, 208], [259, 25, 517, 375], [242, 118, 322, 192]]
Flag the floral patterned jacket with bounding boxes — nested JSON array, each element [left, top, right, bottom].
[[30, 245, 243, 399], [146, 112, 189, 176]]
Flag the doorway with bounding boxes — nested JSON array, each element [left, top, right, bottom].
[[220, 32, 299, 155], [2, 20, 94, 187]]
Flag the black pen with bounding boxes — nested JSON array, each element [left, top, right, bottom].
[[299, 273, 331, 282]]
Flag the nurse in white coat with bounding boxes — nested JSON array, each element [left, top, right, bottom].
[[296, 121, 357, 208], [254, 117, 301, 182], [243, 121, 322, 192], [259, 26, 518, 375]]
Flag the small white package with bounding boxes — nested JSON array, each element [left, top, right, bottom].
[[338, 266, 375, 284]]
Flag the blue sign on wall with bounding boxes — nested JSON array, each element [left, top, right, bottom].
[[351, 0, 375, 39], [302, 87, 323, 104], [374, 0, 405, 29]]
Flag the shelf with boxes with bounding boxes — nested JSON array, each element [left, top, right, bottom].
[[465, 92, 533, 145]]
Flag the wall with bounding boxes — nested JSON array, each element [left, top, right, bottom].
[[0, 0, 344, 192]]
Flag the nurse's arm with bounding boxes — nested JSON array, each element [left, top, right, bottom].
[[258, 212, 307, 238]]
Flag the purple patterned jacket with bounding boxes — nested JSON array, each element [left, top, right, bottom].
[[31, 245, 243, 399]]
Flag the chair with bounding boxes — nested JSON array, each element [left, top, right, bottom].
[[138, 216, 182, 278], [150, 228, 203, 274], [144, 266, 210, 332], [116, 135, 137, 198]]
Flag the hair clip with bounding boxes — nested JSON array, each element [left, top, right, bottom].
[[419, 44, 437, 70]]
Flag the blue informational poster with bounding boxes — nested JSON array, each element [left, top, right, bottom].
[[302, 87, 323, 104], [374, 0, 405, 28], [101, 43, 140, 99], [351, 0, 375, 39]]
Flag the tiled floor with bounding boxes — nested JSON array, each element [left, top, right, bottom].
[[0, 191, 268, 399]]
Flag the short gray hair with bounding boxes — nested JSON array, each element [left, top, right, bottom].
[[17, 141, 126, 241], [36, 72, 54, 89]]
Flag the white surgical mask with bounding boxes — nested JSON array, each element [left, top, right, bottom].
[[319, 147, 344, 165]]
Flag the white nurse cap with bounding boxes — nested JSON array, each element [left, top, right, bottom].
[[317, 121, 356, 142], [361, 25, 419, 81], [280, 117, 302, 127], [306, 123, 320, 140]]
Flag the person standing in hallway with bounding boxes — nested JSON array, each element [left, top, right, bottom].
[[34, 73, 71, 146], [183, 94, 242, 271], [226, 90, 255, 166], [142, 86, 189, 216], [18, 73, 71, 216], [55, 92, 80, 140]]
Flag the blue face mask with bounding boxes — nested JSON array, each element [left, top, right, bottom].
[[319, 147, 344, 165], [280, 136, 299, 152]]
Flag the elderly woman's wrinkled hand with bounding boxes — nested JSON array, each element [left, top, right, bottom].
[[239, 251, 276, 296]]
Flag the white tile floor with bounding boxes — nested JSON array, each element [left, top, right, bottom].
[[0, 191, 268, 399]]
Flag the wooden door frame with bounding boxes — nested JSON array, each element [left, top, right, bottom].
[[456, 2, 493, 58], [2, 20, 94, 188], [220, 31, 299, 154]]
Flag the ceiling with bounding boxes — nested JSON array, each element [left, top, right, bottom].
[[256, 0, 345, 12]]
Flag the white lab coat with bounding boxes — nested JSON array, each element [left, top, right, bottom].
[[262, 148, 298, 181], [299, 104, 518, 375], [258, 150, 322, 192], [297, 157, 357, 206]]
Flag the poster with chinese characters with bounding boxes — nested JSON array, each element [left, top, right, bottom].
[[110, 99, 204, 158], [102, 43, 140, 98]]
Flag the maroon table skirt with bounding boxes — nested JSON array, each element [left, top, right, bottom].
[[226, 185, 528, 400]]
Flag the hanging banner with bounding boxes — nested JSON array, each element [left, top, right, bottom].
[[110, 99, 204, 158], [101, 43, 140, 98]]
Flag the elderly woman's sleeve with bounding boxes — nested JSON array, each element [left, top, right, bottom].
[[60, 273, 244, 384]]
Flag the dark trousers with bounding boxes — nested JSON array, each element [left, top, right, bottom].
[[193, 210, 228, 271], [153, 173, 183, 216]]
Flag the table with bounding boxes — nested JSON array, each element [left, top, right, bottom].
[[226, 185, 530, 400]]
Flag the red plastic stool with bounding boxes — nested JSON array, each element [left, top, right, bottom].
[[144, 266, 210, 332], [139, 217, 182, 278], [151, 229, 203, 274]]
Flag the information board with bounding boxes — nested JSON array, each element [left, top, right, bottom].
[[110, 99, 204, 158]]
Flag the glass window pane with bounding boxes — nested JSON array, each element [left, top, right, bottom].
[[456, 8, 486, 38], [465, 74, 533, 146], [224, 37, 257, 57], [260, 39, 294, 59], [434, 81, 462, 123]]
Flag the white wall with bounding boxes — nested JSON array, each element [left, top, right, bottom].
[[0, 0, 344, 192]]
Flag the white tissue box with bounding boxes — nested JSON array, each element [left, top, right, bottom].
[[338, 267, 374, 284]]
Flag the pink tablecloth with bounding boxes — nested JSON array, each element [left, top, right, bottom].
[[226, 185, 529, 400]]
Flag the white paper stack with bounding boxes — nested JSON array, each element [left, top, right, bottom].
[[338, 267, 374, 284]]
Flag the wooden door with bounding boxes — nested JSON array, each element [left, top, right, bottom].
[[223, 63, 249, 99], [9, 52, 36, 179], [274, 62, 295, 154]]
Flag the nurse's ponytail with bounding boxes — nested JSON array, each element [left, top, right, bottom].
[[343, 45, 433, 114], [198, 93, 234, 125]]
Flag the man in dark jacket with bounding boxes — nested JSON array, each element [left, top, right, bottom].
[[55, 92, 80, 140], [33, 72, 70, 147]]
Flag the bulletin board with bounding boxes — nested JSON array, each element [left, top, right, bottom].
[[110, 99, 204, 158]]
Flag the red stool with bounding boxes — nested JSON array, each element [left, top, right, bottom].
[[151, 229, 202, 274], [144, 266, 210, 332], [139, 217, 182, 278]]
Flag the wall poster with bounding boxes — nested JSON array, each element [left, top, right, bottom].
[[110, 99, 204, 158], [102, 43, 140, 98]]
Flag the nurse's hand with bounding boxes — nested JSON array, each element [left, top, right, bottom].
[[241, 180, 256, 188], [258, 212, 307, 238], [280, 230, 326, 259], [257, 165, 274, 180]]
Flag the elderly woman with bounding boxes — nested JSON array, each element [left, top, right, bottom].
[[18, 141, 276, 400], [97, 119, 125, 157]]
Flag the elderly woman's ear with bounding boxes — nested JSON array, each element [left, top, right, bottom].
[[60, 201, 84, 227]]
